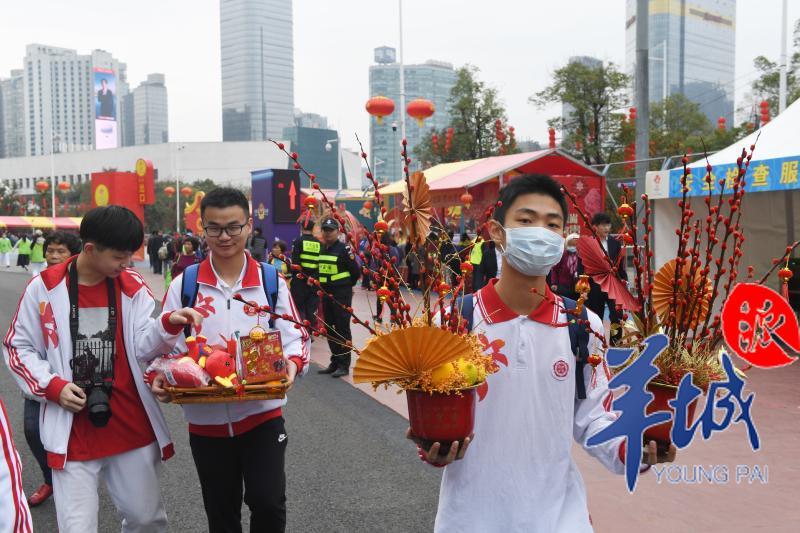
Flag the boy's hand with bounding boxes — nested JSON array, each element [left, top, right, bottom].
[[168, 308, 204, 328], [285, 359, 298, 392], [406, 428, 474, 466], [59, 383, 86, 413], [643, 440, 677, 465], [150, 373, 172, 403]]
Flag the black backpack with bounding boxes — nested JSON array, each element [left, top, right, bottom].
[[456, 294, 591, 399]]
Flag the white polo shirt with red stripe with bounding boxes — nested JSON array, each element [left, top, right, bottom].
[[434, 280, 625, 533], [160, 254, 309, 436]]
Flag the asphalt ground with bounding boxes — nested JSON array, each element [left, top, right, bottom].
[[0, 268, 441, 532]]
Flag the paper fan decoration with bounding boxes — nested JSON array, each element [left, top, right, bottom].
[[402, 171, 433, 245], [353, 325, 473, 384], [652, 259, 711, 327], [576, 236, 640, 311]]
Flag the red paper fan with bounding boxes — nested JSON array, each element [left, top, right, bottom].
[[576, 236, 640, 312]]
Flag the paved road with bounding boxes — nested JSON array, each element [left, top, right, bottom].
[[0, 269, 441, 532]]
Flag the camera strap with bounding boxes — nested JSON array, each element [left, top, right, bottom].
[[68, 262, 117, 360]]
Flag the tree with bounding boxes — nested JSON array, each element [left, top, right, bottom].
[[414, 65, 513, 167], [0, 184, 22, 215], [530, 60, 630, 165], [749, 20, 800, 115]]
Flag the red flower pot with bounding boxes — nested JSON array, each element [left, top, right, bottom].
[[644, 381, 700, 452], [407, 386, 477, 454]]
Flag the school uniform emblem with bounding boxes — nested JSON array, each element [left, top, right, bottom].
[[552, 359, 570, 380]]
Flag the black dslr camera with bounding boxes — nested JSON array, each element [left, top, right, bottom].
[[70, 341, 114, 427]]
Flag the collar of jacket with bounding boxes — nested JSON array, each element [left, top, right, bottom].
[[39, 255, 146, 299], [476, 278, 560, 326], [197, 254, 262, 289]]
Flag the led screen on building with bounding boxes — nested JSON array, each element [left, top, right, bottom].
[[94, 68, 118, 149]]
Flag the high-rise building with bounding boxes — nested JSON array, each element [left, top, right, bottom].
[[281, 124, 339, 190], [625, 0, 736, 124], [293, 108, 328, 129], [0, 70, 26, 159], [22, 44, 129, 156], [561, 56, 603, 128], [125, 73, 169, 146], [369, 47, 457, 182], [220, 0, 294, 142]]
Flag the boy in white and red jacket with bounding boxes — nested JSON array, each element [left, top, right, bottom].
[[151, 187, 309, 533], [409, 175, 676, 532], [3, 206, 201, 533], [0, 395, 33, 533]]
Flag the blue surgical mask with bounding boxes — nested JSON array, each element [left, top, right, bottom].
[[566, 246, 577, 253], [499, 226, 564, 276]]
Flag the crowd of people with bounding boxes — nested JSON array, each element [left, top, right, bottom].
[[0, 179, 649, 533]]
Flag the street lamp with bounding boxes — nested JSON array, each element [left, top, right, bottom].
[[50, 134, 60, 220], [170, 144, 186, 233], [325, 137, 343, 192]]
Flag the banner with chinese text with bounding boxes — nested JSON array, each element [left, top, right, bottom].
[[667, 156, 800, 198]]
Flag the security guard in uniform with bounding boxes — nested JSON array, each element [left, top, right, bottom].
[[290, 218, 321, 335], [317, 217, 361, 377]]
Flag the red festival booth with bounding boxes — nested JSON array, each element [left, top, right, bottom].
[[413, 149, 605, 236], [91, 159, 155, 261]]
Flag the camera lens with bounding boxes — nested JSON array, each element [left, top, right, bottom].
[[87, 388, 112, 427]]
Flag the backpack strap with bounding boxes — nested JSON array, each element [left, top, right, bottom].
[[562, 296, 590, 400], [260, 262, 279, 329], [454, 294, 475, 333], [180, 263, 201, 337]]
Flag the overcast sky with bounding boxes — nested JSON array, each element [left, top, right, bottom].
[[1, 0, 798, 155]]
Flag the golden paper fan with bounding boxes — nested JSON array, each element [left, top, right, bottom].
[[652, 259, 711, 328], [402, 171, 433, 246], [352, 325, 472, 384]]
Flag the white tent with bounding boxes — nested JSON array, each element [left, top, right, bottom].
[[646, 98, 800, 290]]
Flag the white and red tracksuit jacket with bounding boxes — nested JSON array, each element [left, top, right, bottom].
[[2, 258, 177, 469], [0, 396, 33, 533], [160, 255, 309, 437], [434, 280, 625, 533]]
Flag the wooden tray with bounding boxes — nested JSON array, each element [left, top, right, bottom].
[[166, 381, 289, 404]]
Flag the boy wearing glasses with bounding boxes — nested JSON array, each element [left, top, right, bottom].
[[151, 188, 309, 533]]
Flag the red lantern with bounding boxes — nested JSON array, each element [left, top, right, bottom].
[[617, 203, 634, 219], [303, 196, 318, 209], [164, 186, 176, 198], [363, 200, 373, 211], [406, 99, 435, 127], [717, 117, 727, 131], [365, 96, 395, 125], [460, 192, 473, 209], [181, 186, 193, 198], [548, 127, 556, 149], [436, 282, 451, 294], [35, 181, 49, 193], [377, 286, 392, 302], [57, 181, 70, 192], [374, 220, 389, 235], [760, 101, 770, 125], [460, 262, 473, 275]]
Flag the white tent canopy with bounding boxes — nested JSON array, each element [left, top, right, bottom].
[[689, 98, 800, 166]]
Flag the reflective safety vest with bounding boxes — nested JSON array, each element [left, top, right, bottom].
[[299, 239, 320, 271], [469, 237, 484, 265], [317, 252, 352, 284]]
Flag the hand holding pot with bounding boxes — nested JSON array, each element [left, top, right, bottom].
[[406, 427, 474, 466]]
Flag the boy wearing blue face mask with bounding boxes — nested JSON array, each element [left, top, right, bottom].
[[408, 174, 675, 533]]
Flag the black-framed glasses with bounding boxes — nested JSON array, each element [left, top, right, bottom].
[[203, 224, 246, 237]]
